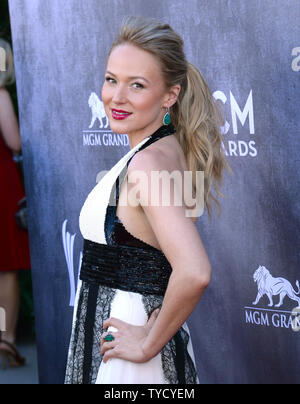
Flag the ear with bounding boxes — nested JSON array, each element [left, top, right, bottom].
[[163, 84, 181, 108]]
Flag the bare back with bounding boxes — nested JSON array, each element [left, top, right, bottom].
[[116, 134, 197, 251]]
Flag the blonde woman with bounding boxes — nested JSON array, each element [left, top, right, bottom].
[[0, 39, 30, 369], [65, 16, 231, 384]]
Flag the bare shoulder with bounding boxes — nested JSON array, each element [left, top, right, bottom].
[[0, 87, 9, 95], [128, 135, 198, 224], [0, 87, 11, 103], [129, 135, 185, 174], [0, 88, 14, 119]]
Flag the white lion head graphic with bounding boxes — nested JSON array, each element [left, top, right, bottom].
[[253, 265, 300, 308], [88, 92, 109, 129]]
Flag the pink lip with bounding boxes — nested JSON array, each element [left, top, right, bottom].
[[111, 108, 132, 120]]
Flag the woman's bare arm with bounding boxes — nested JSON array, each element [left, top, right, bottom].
[[129, 149, 212, 359], [0, 88, 21, 154]]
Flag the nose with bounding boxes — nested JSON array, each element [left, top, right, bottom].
[[112, 83, 128, 104]]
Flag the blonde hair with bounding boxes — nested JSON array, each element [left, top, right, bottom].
[[109, 16, 232, 221], [0, 39, 15, 88]]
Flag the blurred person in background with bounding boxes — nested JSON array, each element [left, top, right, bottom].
[[0, 38, 31, 369]]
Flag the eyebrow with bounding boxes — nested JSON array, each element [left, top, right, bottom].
[[106, 70, 150, 84]]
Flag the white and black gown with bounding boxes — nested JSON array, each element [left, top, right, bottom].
[[64, 124, 199, 384]]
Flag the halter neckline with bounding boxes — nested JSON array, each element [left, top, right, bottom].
[[131, 123, 176, 151], [148, 123, 176, 140]]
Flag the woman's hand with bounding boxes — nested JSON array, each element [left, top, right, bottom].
[[100, 308, 160, 364]]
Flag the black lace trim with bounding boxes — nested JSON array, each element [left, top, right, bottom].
[[141, 294, 199, 384], [65, 284, 198, 384], [64, 283, 116, 384]]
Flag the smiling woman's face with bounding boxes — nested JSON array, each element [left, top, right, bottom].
[[101, 43, 173, 143]]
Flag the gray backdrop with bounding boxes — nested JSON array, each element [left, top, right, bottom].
[[9, 0, 300, 384]]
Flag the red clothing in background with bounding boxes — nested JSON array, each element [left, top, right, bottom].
[[0, 131, 31, 271]]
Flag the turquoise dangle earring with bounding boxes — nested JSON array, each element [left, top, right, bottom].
[[163, 107, 171, 126]]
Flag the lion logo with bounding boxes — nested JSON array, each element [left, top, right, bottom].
[[88, 92, 109, 129], [252, 265, 300, 308]]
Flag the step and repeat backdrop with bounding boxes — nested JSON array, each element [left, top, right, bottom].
[[9, 0, 300, 383]]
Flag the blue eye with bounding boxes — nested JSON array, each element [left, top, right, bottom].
[[132, 82, 144, 89], [105, 76, 116, 83]]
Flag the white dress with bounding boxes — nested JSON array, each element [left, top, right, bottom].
[[64, 124, 199, 384]]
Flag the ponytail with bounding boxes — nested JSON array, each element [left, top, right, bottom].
[[171, 62, 232, 221]]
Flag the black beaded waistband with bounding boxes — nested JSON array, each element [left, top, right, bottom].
[[79, 239, 173, 296]]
